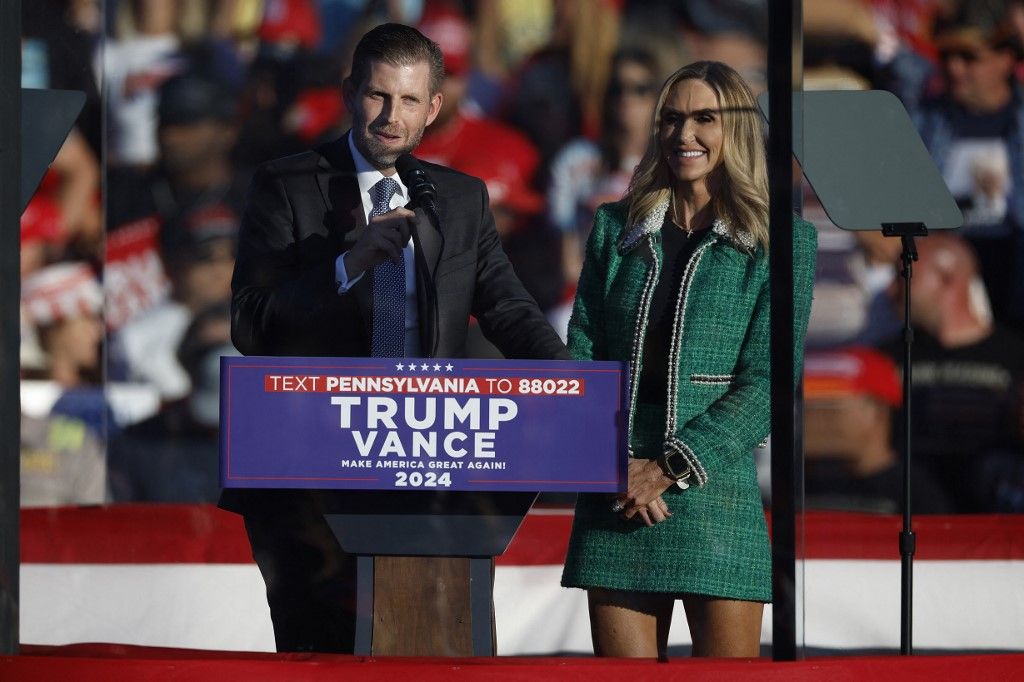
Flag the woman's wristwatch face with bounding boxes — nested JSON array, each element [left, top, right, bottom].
[[659, 451, 691, 481]]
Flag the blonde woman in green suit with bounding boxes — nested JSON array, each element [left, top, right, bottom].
[[561, 61, 817, 658]]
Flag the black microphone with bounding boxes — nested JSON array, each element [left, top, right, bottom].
[[395, 153, 438, 215], [394, 153, 443, 357]]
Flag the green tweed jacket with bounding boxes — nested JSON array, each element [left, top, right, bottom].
[[561, 199, 817, 601]]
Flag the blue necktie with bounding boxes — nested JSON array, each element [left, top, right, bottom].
[[369, 177, 405, 357]]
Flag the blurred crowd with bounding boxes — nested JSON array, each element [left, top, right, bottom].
[[16, 0, 1024, 515]]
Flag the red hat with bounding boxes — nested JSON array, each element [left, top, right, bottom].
[[453, 119, 544, 215], [286, 87, 345, 143], [21, 262, 103, 326], [418, 3, 471, 77], [21, 194, 65, 246], [804, 347, 902, 408], [259, 0, 322, 50], [460, 154, 544, 216]]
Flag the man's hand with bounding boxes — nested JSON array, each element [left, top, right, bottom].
[[344, 207, 415, 279], [614, 458, 675, 526]]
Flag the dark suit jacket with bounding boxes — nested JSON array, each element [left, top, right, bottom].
[[230, 132, 568, 361], [222, 133, 568, 514]]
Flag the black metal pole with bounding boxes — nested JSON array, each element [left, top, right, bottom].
[[881, 222, 924, 656], [768, 0, 803, 663], [899, 235, 917, 655], [0, 0, 22, 657]]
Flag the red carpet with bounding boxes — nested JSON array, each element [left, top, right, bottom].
[[3, 644, 1023, 681]]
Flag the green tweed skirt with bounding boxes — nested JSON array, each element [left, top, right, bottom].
[[561, 403, 772, 602]]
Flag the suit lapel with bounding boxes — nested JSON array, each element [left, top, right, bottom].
[[413, 206, 442, 282], [412, 199, 444, 356], [316, 132, 366, 237], [316, 133, 373, 331]]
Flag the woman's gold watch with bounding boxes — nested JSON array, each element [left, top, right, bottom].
[[657, 452, 692, 489]]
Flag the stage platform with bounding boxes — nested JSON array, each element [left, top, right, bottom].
[[4, 643, 1024, 681]]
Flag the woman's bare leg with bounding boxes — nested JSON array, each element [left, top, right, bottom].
[[588, 588, 675, 658], [680, 594, 764, 657]]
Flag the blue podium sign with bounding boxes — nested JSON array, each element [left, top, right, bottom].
[[220, 357, 627, 493]]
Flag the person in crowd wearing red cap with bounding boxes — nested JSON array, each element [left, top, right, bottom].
[[20, 190, 67, 282], [414, 2, 564, 329], [258, 0, 322, 55], [237, 0, 349, 164], [414, 3, 544, 199], [21, 262, 115, 447], [803, 347, 951, 513], [879, 233, 1024, 512], [18, 128, 102, 270], [223, 22, 568, 654], [22, 263, 104, 390], [561, 61, 817, 658], [19, 257, 108, 511]]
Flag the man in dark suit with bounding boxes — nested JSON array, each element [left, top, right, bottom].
[[222, 23, 568, 653]]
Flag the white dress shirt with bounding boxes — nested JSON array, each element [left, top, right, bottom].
[[335, 134, 420, 355]]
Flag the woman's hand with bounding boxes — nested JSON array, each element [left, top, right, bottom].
[[613, 458, 675, 526]]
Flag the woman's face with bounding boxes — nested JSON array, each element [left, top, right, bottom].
[[610, 60, 658, 135], [658, 78, 724, 190]]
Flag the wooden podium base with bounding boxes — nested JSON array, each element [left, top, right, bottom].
[[322, 493, 535, 657], [356, 556, 495, 656]]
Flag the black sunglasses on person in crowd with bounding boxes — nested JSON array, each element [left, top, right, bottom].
[[939, 47, 986, 64], [608, 81, 657, 98]]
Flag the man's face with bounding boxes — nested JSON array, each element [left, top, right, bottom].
[[610, 60, 658, 138], [46, 314, 103, 378], [804, 395, 887, 460], [344, 59, 442, 171], [941, 43, 1015, 111], [433, 73, 466, 130], [888, 243, 946, 331], [173, 238, 236, 312], [159, 120, 234, 176]]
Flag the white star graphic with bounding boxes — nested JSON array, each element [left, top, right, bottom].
[[395, 363, 405, 371], [420, 363, 429, 370], [445, 363, 454, 372], [433, 363, 442, 371]]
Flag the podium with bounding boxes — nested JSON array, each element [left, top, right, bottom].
[[221, 356, 626, 655], [321, 490, 534, 655]]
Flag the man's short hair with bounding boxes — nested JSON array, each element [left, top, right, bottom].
[[348, 23, 445, 94], [935, 5, 1024, 61]]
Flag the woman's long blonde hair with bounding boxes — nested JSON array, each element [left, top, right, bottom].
[[625, 61, 769, 250]]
